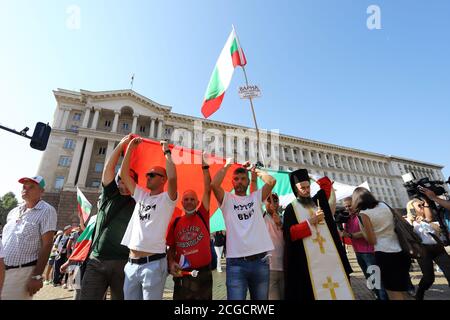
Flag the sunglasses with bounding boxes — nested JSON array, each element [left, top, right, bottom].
[[146, 172, 164, 178], [267, 197, 279, 203]]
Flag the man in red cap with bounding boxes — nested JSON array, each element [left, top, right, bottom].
[[1, 175, 57, 299]]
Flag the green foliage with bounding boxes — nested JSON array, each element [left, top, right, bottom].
[[0, 192, 18, 226]]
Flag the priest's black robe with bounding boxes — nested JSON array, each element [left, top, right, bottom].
[[283, 189, 353, 300]]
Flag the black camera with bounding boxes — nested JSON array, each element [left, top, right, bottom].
[[334, 206, 350, 231], [403, 177, 447, 200]]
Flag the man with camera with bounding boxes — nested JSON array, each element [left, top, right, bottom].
[[341, 197, 388, 300], [419, 186, 450, 212]]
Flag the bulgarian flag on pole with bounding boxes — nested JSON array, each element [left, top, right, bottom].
[[201, 26, 247, 118], [77, 187, 92, 223]]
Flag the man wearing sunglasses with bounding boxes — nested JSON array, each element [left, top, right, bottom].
[[166, 152, 213, 300], [120, 138, 178, 300], [211, 159, 276, 300], [263, 193, 285, 300]]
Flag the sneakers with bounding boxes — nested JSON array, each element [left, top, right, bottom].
[[62, 284, 68, 289]]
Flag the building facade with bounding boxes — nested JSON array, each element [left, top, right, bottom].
[[38, 89, 447, 228]]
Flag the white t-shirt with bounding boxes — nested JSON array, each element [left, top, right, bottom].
[[264, 213, 284, 271], [220, 189, 274, 258], [361, 202, 402, 253], [121, 186, 178, 254], [413, 221, 440, 245], [0, 240, 4, 259]]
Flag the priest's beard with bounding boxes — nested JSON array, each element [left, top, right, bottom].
[[297, 196, 314, 207]]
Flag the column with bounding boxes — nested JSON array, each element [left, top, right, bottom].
[[157, 118, 164, 139], [90, 107, 101, 130], [105, 140, 116, 164], [307, 151, 313, 165], [66, 137, 85, 186], [338, 155, 344, 169], [316, 152, 321, 167], [298, 148, 304, 164], [290, 147, 296, 163], [81, 108, 91, 128], [77, 138, 95, 187], [132, 113, 139, 134], [112, 111, 120, 133], [281, 146, 287, 162], [345, 157, 351, 171], [149, 118, 156, 138], [53, 107, 64, 129], [60, 108, 71, 130], [323, 153, 330, 167]]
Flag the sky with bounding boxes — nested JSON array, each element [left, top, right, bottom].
[[0, 0, 449, 198]]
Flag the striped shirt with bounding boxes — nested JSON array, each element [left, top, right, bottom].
[[1, 200, 57, 266]]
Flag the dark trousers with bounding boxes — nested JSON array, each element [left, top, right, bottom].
[[416, 244, 450, 300], [80, 257, 127, 300], [355, 252, 388, 300], [53, 253, 67, 285], [173, 268, 212, 300]]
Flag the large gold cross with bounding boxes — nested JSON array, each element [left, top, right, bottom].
[[322, 276, 340, 300], [312, 232, 326, 254]]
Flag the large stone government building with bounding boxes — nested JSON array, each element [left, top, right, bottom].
[[38, 89, 447, 228]]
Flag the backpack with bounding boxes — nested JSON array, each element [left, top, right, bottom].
[[383, 202, 426, 259]]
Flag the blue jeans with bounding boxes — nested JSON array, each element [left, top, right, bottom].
[[226, 255, 270, 300], [355, 252, 388, 300], [123, 257, 168, 300]]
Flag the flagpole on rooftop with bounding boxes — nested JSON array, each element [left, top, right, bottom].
[[233, 25, 266, 168]]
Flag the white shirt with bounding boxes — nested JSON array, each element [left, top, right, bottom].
[[361, 202, 402, 253], [0, 241, 4, 259], [413, 221, 440, 245], [220, 189, 274, 258], [2, 200, 57, 266], [264, 213, 284, 271], [121, 186, 177, 254]]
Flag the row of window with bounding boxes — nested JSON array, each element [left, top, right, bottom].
[[58, 155, 104, 173], [54, 176, 101, 190]]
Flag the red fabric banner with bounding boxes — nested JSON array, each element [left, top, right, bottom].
[[126, 137, 239, 222]]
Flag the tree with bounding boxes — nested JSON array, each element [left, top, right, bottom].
[[0, 192, 18, 226]]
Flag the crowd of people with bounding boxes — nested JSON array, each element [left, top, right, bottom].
[[1, 133, 449, 301]]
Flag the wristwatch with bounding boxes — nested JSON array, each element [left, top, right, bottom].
[[31, 275, 44, 281]]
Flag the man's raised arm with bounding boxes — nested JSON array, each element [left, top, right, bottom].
[[102, 134, 133, 186], [211, 158, 233, 206], [119, 137, 142, 195], [161, 141, 177, 201]]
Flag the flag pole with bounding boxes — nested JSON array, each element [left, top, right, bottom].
[[233, 25, 267, 167]]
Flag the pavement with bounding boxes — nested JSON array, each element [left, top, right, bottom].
[[34, 247, 449, 300]]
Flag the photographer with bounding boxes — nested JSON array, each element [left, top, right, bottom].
[[419, 186, 450, 212], [406, 198, 450, 300], [341, 197, 388, 300]]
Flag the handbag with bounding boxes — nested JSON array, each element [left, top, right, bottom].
[[383, 202, 426, 259]]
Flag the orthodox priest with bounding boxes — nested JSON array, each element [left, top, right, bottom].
[[283, 169, 354, 300]]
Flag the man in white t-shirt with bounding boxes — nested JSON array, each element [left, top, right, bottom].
[[120, 138, 178, 300], [211, 159, 276, 300]]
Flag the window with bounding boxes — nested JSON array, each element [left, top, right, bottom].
[[104, 120, 111, 127], [293, 150, 297, 155], [69, 125, 79, 132], [339, 173, 343, 181], [139, 125, 146, 133], [95, 162, 104, 173], [165, 128, 172, 135], [58, 156, 71, 167], [91, 181, 101, 188], [54, 176, 64, 190], [63, 139, 75, 150], [347, 174, 351, 182], [73, 113, 82, 121], [98, 147, 106, 155], [122, 123, 129, 130]]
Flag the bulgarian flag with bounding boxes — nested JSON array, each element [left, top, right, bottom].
[[68, 215, 96, 263], [201, 26, 247, 118], [77, 187, 92, 223]]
